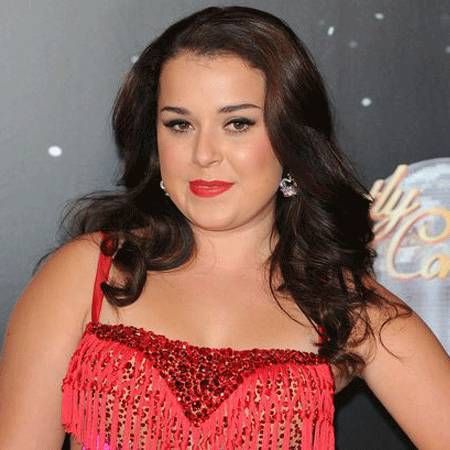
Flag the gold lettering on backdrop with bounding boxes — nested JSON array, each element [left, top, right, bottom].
[[370, 165, 450, 280]]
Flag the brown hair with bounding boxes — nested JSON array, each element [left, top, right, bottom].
[[36, 6, 412, 380]]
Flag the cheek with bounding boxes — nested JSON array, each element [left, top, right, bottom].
[[235, 135, 282, 181], [157, 133, 187, 174]]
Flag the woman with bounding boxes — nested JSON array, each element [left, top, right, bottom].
[[0, 5, 449, 450]]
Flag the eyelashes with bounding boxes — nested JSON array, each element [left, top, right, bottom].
[[162, 118, 256, 134]]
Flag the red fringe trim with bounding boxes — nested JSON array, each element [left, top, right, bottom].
[[61, 335, 335, 449]]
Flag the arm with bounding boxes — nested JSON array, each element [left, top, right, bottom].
[[0, 232, 103, 450], [357, 277, 450, 450]]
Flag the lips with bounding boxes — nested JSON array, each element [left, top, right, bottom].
[[189, 179, 234, 197]]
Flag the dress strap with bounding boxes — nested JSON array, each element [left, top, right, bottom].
[[317, 325, 327, 345], [91, 231, 113, 323]]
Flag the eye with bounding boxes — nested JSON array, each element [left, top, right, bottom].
[[162, 119, 191, 133], [226, 118, 255, 133]]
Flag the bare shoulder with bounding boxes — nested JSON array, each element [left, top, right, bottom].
[[351, 275, 450, 449], [34, 231, 103, 324], [3, 231, 104, 348], [0, 231, 105, 448], [351, 275, 440, 364]]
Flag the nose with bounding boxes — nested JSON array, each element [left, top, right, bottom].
[[191, 127, 223, 167]]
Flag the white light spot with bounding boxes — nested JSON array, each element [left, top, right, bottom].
[[361, 97, 372, 107], [374, 12, 384, 20], [130, 54, 139, 64], [348, 40, 358, 48], [445, 45, 450, 54], [327, 26, 335, 36], [48, 146, 62, 157]]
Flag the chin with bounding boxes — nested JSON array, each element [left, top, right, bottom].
[[187, 213, 237, 230]]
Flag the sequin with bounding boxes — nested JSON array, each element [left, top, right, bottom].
[[61, 321, 335, 450]]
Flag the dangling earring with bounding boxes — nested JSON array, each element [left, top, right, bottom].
[[279, 172, 298, 197], [160, 179, 170, 196]]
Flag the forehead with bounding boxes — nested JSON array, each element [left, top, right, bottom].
[[157, 52, 266, 105]]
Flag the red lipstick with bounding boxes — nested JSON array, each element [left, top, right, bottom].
[[189, 179, 234, 197]]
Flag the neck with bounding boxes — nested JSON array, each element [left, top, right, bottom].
[[187, 216, 279, 274]]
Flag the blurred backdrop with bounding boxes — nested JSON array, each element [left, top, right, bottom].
[[1, 1, 449, 449]]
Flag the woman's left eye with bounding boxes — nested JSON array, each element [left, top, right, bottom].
[[226, 118, 255, 133]]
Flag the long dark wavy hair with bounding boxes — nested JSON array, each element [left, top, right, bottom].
[[35, 5, 411, 380]]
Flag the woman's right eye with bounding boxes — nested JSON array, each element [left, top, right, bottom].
[[162, 120, 191, 133]]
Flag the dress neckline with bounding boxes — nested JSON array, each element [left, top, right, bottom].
[[84, 319, 326, 360]]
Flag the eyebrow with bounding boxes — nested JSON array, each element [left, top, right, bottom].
[[159, 103, 262, 114]]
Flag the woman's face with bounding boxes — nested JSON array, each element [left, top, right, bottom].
[[156, 52, 283, 232]]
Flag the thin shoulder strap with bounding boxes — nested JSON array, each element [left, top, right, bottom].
[[91, 231, 113, 323], [317, 325, 328, 345]]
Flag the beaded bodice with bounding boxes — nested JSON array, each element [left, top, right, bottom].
[[61, 235, 335, 449]]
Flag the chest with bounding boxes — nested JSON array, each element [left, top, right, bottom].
[[90, 268, 321, 354]]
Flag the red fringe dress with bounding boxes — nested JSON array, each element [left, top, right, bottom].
[[61, 235, 335, 449]]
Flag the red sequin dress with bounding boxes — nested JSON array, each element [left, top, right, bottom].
[[61, 236, 335, 449]]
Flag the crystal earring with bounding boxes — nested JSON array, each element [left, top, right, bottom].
[[160, 179, 170, 196], [279, 172, 298, 197]]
